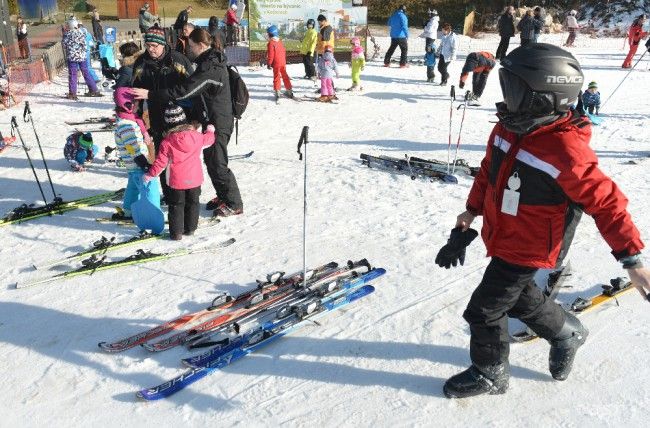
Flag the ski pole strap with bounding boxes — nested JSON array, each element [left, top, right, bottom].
[[297, 125, 309, 160]]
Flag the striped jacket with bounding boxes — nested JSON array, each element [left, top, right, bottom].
[[467, 111, 643, 268], [113, 118, 149, 172]]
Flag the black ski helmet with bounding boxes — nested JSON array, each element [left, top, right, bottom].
[[307, 18, 315, 28], [499, 43, 583, 115]]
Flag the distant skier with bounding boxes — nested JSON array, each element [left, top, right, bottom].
[[348, 37, 365, 91], [317, 46, 339, 102], [458, 51, 496, 105], [144, 104, 216, 240], [300, 18, 318, 81], [532, 7, 545, 43], [424, 45, 437, 83], [495, 6, 515, 60], [266, 25, 293, 101], [421, 8, 439, 51], [112, 87, 159, 221], [138, 2, 158, 34], [582, 81, 600, 115], [438, 43, 650, 399], [563, 10, 579, 47], [436, 23, 457, 86], [62, 18, 102, 99], [383, 4, 409, 68], [622, 14, 648, 68]]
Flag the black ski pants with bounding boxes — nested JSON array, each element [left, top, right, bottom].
[[167, 186, 201, 236], [438, 55, 450, 84], [495, 36, 510, 60], [203, 130, 243, 210], [302, 54, 315, 78], [463, 257, 566, 367], [427, 66, 435, 80], [384, 38, 408, 66], [472, 71, 491, 98]]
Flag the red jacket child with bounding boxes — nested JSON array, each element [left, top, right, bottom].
[[266, 26, 293, 95]]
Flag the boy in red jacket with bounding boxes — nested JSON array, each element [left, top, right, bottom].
[[266, 25, 293, 101], [437, 44, 650, 399]]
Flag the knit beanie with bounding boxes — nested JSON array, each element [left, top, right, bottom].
[[145, 24, 166, 45], [78, 132, 93, 149], [588, 81, 597, 89], [164, 103, 187, 127]]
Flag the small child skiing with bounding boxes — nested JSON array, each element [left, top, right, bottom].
[[113, 87, 159, 221], [424, 45, 437, 83], [143, 104, 216, 240], [300, 18, 318, 81], [349, 37, 365, 91], [63, 131, 97, 171], [266, 25, 293, 101], [317, 46, 339, 102], [582, 81, 601, 115]]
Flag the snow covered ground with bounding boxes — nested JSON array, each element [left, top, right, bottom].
[[1, 36, 649, 426]]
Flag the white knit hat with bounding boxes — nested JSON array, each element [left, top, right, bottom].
[[164, 104, 187, 126]]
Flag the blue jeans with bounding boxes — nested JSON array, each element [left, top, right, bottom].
[[123, 170, 161, 216]]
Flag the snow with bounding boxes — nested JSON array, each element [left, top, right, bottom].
[[1, 35, 650, 426]]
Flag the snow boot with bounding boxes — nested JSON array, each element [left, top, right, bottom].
[[206, 196, 224, 211], [213, 203, 243, 218], [284, 90, 294, 99], [443, 363, 509, 398], [274, 90, 281, 101], [317, 95, 331, 102], [548, 312, 588, 381]]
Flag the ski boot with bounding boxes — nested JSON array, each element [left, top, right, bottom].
[[111, 207, 132, 221], [274, 90, 281, 103], [443, 362, 509, 398], [284, 89, 295, 99], [65, 92, 79, 100], [205, 196, 224, 211], [548, 312, 588, 381], [213, 203, 243, 218]]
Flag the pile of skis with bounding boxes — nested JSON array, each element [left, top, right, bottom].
[[360, 153, 478, 184], [65, 116, 116, 133], [510, 262, 637, 343], [96, 259, 385, 400]]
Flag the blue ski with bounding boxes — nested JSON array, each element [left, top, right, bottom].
[[135, 284, 376, 401]]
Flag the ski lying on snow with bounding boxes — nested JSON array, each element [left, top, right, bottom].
[[15, 238, 236, 289], [360, 153, 458, 183]]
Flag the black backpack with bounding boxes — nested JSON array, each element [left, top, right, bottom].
[[227, 65, 249, 144]]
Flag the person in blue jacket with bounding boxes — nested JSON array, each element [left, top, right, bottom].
[[383, 5, 409, 68], [79, 22, 100, 83], [582, 81, 601, 115]]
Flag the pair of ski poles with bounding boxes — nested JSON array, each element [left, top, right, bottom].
[[446, 86, 471, 175], [10, 101, 60, 205]]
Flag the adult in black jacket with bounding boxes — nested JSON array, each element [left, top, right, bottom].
[[532, 7, 544, 42], [132, 28, 243, 217], [173, 5, 192, 37], [495, 6, 515, 60], [517, 10, 535, 46], [131, 25, 193, 198], [208, 16, 226, 51]]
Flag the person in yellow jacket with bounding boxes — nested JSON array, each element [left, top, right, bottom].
[[300, 18, 318, 80], [348, 37, 365, 91], [316, 14, 335, 55]]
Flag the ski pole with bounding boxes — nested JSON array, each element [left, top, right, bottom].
[[601, 49, 647, 111], [10, 116, 47, 205], [296, 126, 309, 289], [446, 85, 455, 174], [23, 101, 60, 203], [451, 91, 470, 175]]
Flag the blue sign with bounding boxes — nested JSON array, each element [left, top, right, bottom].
[[105, 27, 117, 44]]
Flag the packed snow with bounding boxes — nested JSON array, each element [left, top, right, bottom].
[[1, 34, 649, 426]]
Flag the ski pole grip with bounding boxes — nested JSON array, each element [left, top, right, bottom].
[[450, 85, 455, 100], [23, 101, 30, 122], [297, 126, 309, 160], [10, 116, 18, 129]]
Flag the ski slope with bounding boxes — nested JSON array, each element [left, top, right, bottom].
[[1, 35, 649, 426]]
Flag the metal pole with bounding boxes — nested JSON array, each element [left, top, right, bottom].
[[296, 126, 309, 288], [24, 101, 59, 202], [452, 91, 470, 174], [11, 116, 47, 204], [446, 85, 455, 174]]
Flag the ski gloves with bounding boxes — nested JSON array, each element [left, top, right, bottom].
[[435, 227, 479, 269]]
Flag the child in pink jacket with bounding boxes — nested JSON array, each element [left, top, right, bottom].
[[144, 104, 215, 240]]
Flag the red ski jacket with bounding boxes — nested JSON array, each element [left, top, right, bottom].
[[267, 38, 287, 68], [628, 23, 648, 45], [467, 112, 644, 268]]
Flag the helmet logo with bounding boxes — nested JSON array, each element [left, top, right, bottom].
[[546, 75, 583, 84]]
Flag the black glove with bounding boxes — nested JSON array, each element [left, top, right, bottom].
[[134, 154, 151, 172], [459, 81, 465, 89], [435, 227, 479, 269]]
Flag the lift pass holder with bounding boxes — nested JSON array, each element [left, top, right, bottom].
[[501, 172, 521, 216]]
